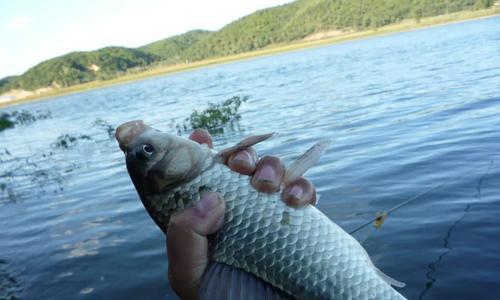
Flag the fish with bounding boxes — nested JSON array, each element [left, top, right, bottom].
[[116, 120, 407, 300]]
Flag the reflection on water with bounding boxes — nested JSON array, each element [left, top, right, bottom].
[[1, 16, 500, 300]]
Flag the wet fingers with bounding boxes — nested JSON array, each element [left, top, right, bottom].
[[251, 156, 285, 193], [282, 177, 317, 207], [189, 128, 213, 148], [227, 148, 257, 175], [167, 192, 225, 299]]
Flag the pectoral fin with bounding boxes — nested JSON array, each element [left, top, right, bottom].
[[375, 267, 406, 288], [216, 133, 274, 163], [284, 140, 330, 184], [199, 262, 293, 300]]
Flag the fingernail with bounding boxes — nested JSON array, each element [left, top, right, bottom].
[[255, 165, 276, 182], [232, 150, 253, 163], [229, 151, 254, 170], [189, 129, 213, 148], [228, 150, 255, 174], [195, 193, 221, 217], [288, 185, 303, 200]]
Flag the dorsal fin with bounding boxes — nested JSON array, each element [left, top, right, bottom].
[[284, 140, 330, 185]]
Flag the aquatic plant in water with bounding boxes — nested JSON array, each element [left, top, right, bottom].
[[0, 110, 51, 132], [53, 134, 92, 149], [175, 95, 248, 134], [0, 115, 14, 130], [92, 118, 115, 139], [0, 148, 72, 203]]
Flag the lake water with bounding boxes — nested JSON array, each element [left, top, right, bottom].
[[1, 16, 500, 300]]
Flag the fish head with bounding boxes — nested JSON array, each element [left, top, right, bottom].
[[116, 120, 211, 199]]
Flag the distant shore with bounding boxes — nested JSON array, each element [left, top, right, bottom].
[[1, 7, 499, 109]]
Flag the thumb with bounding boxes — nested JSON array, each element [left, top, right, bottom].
[[167, 192, 225, 300]]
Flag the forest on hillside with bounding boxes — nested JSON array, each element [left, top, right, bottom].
[[0, 0, 494, 94]]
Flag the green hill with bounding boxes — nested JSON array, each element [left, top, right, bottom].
[[0, 76, 18, 91], [183, 0, 491, 60], [1, 47, 159, 92], [139, 29, 213, 62], [0, 30, 212, 93], [0, 0, 494, 94]]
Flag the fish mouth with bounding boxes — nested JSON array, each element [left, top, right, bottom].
[[115, 120, 151, 152]]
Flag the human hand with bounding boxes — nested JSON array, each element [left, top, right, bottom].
[[166, 129, 317, 300]]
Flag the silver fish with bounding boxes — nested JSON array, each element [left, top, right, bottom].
[[116, 120, 407, 300]]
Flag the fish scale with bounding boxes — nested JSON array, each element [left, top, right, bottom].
[[147, 162, 406, 300]]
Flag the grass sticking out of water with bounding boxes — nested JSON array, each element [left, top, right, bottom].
[[0, 110, 51, 132], [173, 96, 247, 135], [53, 134, 92, 149]]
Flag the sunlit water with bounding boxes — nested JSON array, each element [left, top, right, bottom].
[[1, 17, 500, 300]]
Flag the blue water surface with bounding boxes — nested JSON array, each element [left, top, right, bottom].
[[1, 16, 499, 300]]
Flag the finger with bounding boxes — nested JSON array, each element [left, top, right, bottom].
[[189, 128, 213, 148], [282, 177, 317, 208], [227, 147, 257, 175], [167, 192, 225, 300], [251, 156, 285, 193]]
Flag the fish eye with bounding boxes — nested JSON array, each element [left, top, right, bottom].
[[135, 144, 155, 160], [142, 144, 155, 156]]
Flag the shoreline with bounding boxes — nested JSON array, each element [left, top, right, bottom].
[[1, 7, 499, 109]]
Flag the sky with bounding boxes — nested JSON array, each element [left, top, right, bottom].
[[0, 0, 294, 78]]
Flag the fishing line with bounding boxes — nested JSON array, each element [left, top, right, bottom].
[[348, 161, 494, 235], [418, 160, 494, 299]]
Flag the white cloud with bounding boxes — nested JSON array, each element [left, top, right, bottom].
[[6, 16, 32, 30]]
